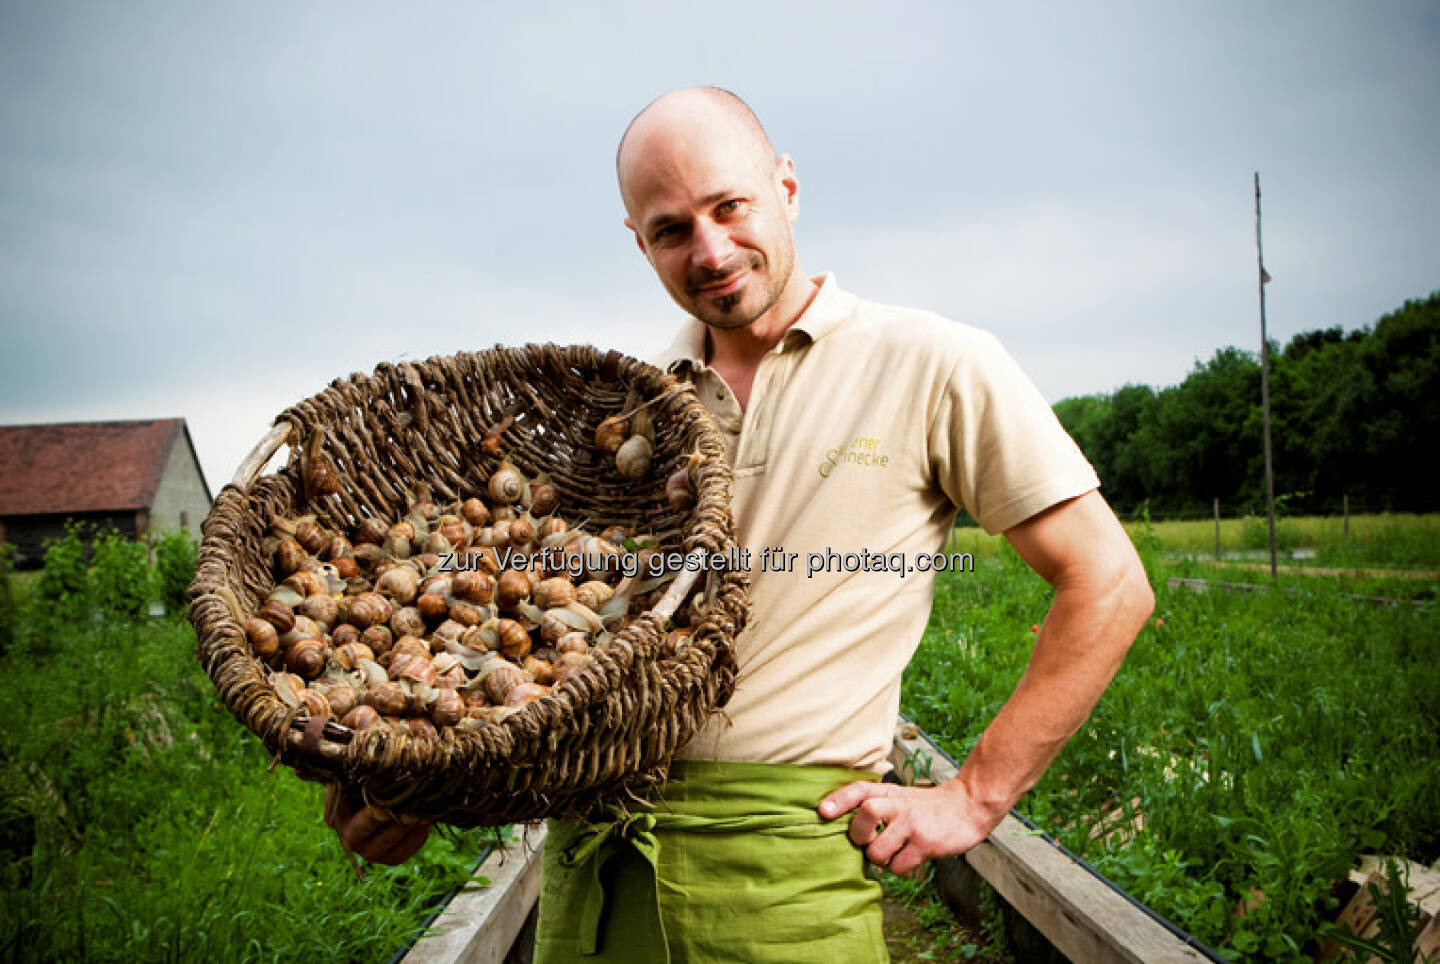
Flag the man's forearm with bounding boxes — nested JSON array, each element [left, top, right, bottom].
[[951, 556, 1154, 821]]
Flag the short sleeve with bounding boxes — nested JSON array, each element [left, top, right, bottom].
[[926, 329, 1100, 534]]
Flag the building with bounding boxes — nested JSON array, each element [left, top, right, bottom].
[[0, 418, 213, 566]]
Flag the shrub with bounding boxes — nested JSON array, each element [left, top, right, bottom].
[[151, 531, 198, 615], [89, 530, 154, 617]]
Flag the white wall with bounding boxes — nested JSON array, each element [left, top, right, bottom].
[[149, 428, 213, 536]]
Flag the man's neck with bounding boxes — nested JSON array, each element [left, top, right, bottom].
[[703, 273, 819, 409]]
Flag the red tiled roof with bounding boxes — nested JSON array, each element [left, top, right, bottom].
[[0, 419, 185, 516]]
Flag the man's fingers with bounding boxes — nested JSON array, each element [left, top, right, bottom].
[[818, 780, 892, 820], [887, 843, 926, 878], [848, 795, 902, 850], [864, 807, 908, 867], [341, 806, 433, 863]]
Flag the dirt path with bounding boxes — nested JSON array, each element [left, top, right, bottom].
[[1193, 559, 1440, 580]]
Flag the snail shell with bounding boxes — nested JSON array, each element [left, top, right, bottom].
[[366, 681, 408, 716], [259, 599, 296, 634], [533, 577, 576, 610], [489, 460, 525, 505], [297, 593, 338, 630], [245, 618, 280, 661], [615, 436, 653, 480], [285, 638, 328, 679], [450, 570, 494, 605], [595, 415, 629, 454], [666, 467, 696, 511], [496, 618, 531, 661], [417, 592, 450, 623], [527, 483, 559, 517], [503, 682, 549, 708], [324, 684, 358, 719], [390, 606, 426, 639], [574, 580, 613, 611], [360, 624, 394, 656], [341, 704, 381, 731], [354, 518, 389, 546], [374, 566, 420, 605], [479, 660, 529, 704], [496, 570, 530, 610], [346, 592, 392, 629], [297, 688, 331, 717], [294, 520, 328, 555], [523, 656, 555, 685], [430, 689, 465, 727], [460, 497, 490, 527], [274, 537, 308, 576]]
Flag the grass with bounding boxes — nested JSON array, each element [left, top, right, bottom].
[[901, 520, 1440, 962], [1137, 513, 1440, 569], [0, 539, 497, 963]]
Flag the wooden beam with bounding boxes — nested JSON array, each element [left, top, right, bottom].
[[890, 721, 1213, 963], [402, 823, 547, 964]]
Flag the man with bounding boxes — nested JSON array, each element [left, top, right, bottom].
[[333, 87, 1153, 961]]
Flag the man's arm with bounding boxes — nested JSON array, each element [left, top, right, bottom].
[[818, 489, 1154, 876]]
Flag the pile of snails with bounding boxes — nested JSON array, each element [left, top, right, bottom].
[[245, 425, 702, 739]]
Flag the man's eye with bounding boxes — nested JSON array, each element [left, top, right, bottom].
[[653, 224, 683, 242], [716, 200, 741, 216]]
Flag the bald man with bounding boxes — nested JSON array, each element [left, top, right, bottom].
[[336, 88, 1153, 962], [527, 88, 1156, 961]]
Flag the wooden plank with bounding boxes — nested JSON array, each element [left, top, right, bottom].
[[1416, 915, 1440, 959], [1331, 857, 1440, 962], [402, 823, 547, 964], [890, 721, 1212, 964], [1349, 855, 1440, 917]]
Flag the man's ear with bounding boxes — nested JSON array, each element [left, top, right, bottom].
[[624, 215, 649, 258], [775, 154, 800, 224]]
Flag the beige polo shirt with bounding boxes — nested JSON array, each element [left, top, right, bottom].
[[654, 274, 1099, 771]]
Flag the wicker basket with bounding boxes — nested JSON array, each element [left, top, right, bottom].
[[188, 344, 748, 827]]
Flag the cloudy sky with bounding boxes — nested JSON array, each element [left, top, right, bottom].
[[3, 2, 1437, 491]]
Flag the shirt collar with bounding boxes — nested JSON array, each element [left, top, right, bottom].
[[657, 273, 855, 376]]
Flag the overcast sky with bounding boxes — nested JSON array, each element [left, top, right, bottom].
[[3, 2, 1437, 491]]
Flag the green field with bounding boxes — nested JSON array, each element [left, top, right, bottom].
[[951, 512, 1440, 569], [909, 518, 1440, 961], [0, 535, 495, 962], [4, 518, 1435, 962]]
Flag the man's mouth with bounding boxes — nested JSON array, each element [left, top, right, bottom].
[[696, 270, 747, 298]]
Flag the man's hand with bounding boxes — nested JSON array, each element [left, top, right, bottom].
[[323, 784, 433, 865], [819, 779, 1005, 877]]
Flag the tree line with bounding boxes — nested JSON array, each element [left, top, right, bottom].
[[1052, 291, 1439, 518]]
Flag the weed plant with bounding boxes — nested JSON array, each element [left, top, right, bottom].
[[903, 540, 1439, 961], [1, 532, 494, 962]]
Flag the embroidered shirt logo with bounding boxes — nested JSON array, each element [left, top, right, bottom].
[[818, 436, 891, 478]]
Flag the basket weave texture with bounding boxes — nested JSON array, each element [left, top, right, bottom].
[[188, 344, 748, 827]]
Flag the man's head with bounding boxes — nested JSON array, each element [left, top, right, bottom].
[[617, 87, 803, 332]]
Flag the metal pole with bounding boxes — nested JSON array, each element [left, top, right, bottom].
[[1343, 494, 1350, 539], [1213, 497, 1221, 560], [1255, 173, 1278, 580]]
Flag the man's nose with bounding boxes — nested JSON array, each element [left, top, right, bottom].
[[690, 218, 734, 269]]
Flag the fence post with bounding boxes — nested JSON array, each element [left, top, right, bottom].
[[1213, 498, 1221, 560], [1343, 495, 1350, 539]]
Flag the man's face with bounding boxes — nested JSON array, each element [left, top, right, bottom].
[[621, 124, 799, 330]]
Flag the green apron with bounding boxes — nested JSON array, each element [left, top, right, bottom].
[[533, 761, 888, 963]]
